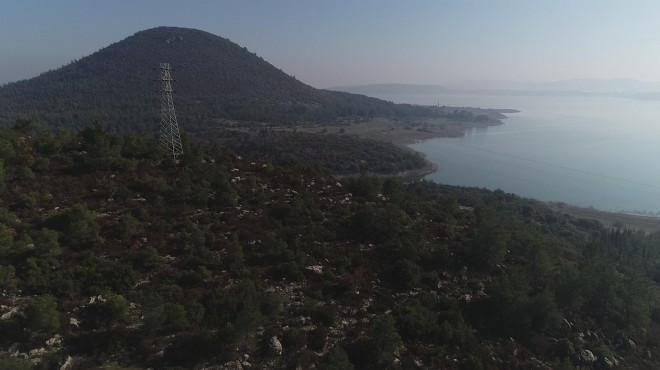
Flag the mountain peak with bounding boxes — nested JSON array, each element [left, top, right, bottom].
[[0, 27, 324, 130], [0, 27, 447, 131]]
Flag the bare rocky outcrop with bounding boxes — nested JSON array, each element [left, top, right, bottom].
[[269, 336, 283, 356], [577, 349, 597, 366]]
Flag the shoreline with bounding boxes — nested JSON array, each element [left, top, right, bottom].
[[283, 107, 519, 147], [334, 161, 438, 180], [202, 111, 659, 231], [383, 112, 660, 231], [548, 202, 660, 232], [387, 109, 518, 177]]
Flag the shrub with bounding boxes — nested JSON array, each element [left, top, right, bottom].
[[319, 347, 354, 370], [24, 295, 60, 334], [44, 204, 103, 250]]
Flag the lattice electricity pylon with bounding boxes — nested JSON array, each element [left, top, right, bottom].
[[158, 62, 183, 159]]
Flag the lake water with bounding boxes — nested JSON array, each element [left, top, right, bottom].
[[374, 93, 660, 214]]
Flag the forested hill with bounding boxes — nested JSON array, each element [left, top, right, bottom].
[[0, 27, 455, 131], [1, 124, 659, 369]]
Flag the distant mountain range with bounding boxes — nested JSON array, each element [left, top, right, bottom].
[[331, 79, 660, 98], [535, 78, 660, 92], [0, 27, 445, 131], [330, 83, 450, 95]]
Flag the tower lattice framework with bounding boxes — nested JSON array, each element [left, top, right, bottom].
[[159, 62, 183, 159]]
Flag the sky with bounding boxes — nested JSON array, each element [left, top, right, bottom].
[[3, 0, 660, 88]]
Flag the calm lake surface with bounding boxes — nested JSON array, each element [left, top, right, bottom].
[[375, 94, 660, 214]]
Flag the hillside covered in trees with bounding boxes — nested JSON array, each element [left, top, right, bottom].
[[0, 26, 515, 177], [0, 121, 659, 369], [0, 27, 504, 132], [193, 129, 430, 177]]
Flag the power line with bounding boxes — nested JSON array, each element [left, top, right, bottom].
[[158, 62, 183, 160]]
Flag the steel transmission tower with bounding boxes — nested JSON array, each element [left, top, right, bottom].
[[158, 62, 183, 159]]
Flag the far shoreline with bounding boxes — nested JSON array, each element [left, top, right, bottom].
[[549, 202, 660, 232]]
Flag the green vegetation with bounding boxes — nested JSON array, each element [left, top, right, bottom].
[[0, 26, 512, 180], [0, 122, 659, 369], [0, 27, 506, 132], [205, 129, 429, 176]]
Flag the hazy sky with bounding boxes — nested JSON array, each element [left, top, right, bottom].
[[3, 0, 660, 88]]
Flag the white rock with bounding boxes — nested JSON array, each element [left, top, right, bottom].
[[305, 265, 323, 274], [1, 306, 21, 320], [269, 336, 282, 356], [59, 356, 74, 370], [29, 347, 48, 357], [578, 349, 597, 365], [46, 334, 62, 347]]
